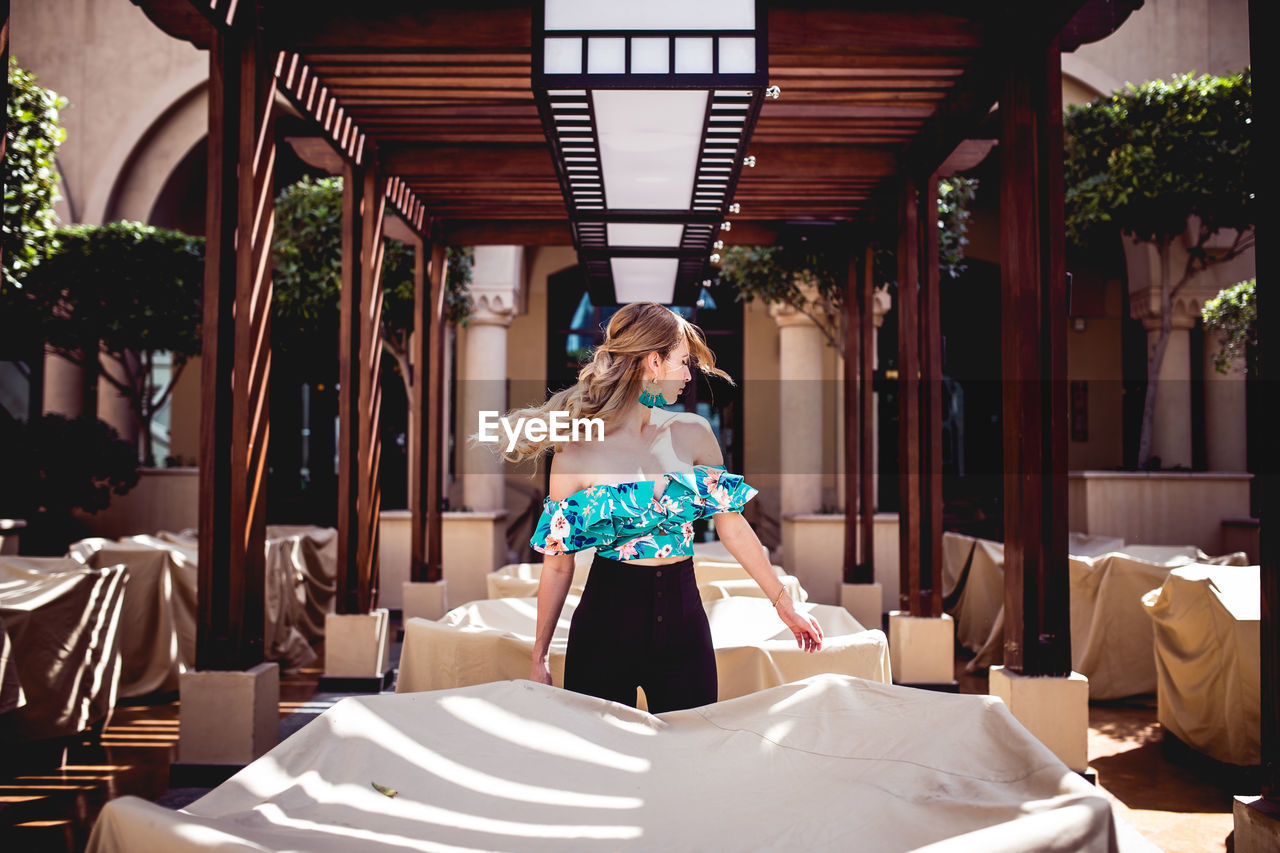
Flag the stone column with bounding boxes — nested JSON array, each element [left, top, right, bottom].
[[870, 286, 892, 511], [1141, 311, 1195, 470], [98, 350, 140, 453], [1204, 338, 1248, 472], [460, 246, 523, 513], [42, 350, 86, 417], [770, 301, 824, 515]]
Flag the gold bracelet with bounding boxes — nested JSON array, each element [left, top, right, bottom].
[[772, 586, 786, 608]]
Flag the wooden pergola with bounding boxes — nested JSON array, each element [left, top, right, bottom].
[[125, 0, 1276, 800]]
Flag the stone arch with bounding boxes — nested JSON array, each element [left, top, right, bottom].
[[80, 65, 209, 225], [1061, 53, 1125, 104]]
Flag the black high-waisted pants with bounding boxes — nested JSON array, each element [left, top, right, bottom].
[[563, 553, 718, 714]]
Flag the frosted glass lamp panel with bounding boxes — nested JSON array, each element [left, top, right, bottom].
[[611, 258, 678, 304], [544, 38, 582, 74], [718, 38, 756, 73], [588, 38, 626, 74], [545, 0, 755, 30], [675, 39, 713, 74], [631, 38, 670, 74], [594, 89, 707, 210], [607, 223, 685, 248]]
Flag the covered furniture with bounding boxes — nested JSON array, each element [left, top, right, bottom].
[[0, 557, 126, 741], [397, 596, 887, 705], [1144, 563, 1260, 766], [73, 544, 197, 697], [487, 558, 806, 604], [86, 674, 1147, 852], [944, 533, 1247, 699]]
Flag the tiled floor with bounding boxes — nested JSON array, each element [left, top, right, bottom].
[[0, 639, 1256, 852]]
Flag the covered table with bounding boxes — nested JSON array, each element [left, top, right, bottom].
[[945, 535, 1247, 699], [1144, 563, 1260, 766], [487, 559, 806, 604], [0, 557, 126, 741], [71, 544, 197, 697], [86, 674, 1148, 853], [397, 596, 888, 705]]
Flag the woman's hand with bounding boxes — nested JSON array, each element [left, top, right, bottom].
[[530, 657, 553, 685], [776, 594, 824, 653]]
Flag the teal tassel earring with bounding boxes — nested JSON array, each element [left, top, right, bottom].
[[638, 378, 669, 408]]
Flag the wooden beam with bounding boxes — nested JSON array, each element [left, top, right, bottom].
[[1248, 0, 1278, 799], [844, 244, 864, 584], [919, 175, 944, 618], [425, 240, 449, 583], [860, 243, 877, 584], [999, 37, 1070, 676], [336, 159, 365, 614], [196, 10, 272, 671], [359, 164, 387, 612], [408, 233, 429, 582], [266, 2, 532, 52], [380, 143, 898, 182], [896, 176, 923, 616]]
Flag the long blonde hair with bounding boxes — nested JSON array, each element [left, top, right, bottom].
[[479, 302, 732, 466]]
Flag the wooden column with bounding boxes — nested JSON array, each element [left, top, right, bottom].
[[1248, 0, 1278, 800], [336, 159, 387, 614], [860, 245, 876, 581], [919, 175, 945, 618], [896, 177, 924, 615], [844, 243, 873, 584], [998, 37, 1071, 676], [424, 241, 449, 582], [408, 233, 429, 580], [196, 10, 273, 671]]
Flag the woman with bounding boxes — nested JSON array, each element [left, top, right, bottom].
[[498, 301, 823, 714]]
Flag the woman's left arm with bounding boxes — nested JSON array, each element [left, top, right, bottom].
[[714, 512, 823, 653]]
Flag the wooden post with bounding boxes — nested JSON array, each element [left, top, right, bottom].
[[999, 37, 1071, 676], [860, 245, 876, 581], [337, 158, 387, 614], [919, 174, 944, 617], [1248, 0, 1278, 800], [424, 240, 449, 582], [196, 10, 273, 671], [844, 242, 874, 584], [408, 232, 429, 581], [897, 177, 924, 615], [843, 245, 863, 583]]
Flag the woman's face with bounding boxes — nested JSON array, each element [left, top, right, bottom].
[[653, 340, 692, 400]]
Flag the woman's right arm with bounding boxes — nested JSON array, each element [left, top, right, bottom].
[[530, 552, 575, 684], [529, 458, 581, 685]]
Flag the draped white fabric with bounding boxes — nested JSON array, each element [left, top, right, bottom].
[[488, 558, 806, 604], [86, 675, 1153, 853], [1144, 563, 1260, 766], [0, 557, 126, 740], [396, 595, 888, 706]]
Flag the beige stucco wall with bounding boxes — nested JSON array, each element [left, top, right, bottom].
[[10, 0, 206, 226], [1071, 0, 1251, 88], [1065, 278, 1125, 471]]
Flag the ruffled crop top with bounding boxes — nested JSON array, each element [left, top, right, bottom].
[[530, 464, 758, 561]]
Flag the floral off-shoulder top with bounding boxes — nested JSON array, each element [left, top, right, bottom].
[[530, 464, 758, 561]]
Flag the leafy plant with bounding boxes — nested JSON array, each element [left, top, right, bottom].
[[714, 176, 978, 355], [1202, 278, 1256, 375], [4, 58, 67, 319], [1064, 70, 1254, 467], [12, 415, 140, 555], [21, 221, 205, 467], [272, 176, 474, 397]]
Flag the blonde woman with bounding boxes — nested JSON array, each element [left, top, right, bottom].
[[499, 301, 822, 713]]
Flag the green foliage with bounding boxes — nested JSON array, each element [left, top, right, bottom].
[[25, 221, 205, 362], [715, 176, 978, 353], [21, 221, 205, 466], [4, 57, 67, 293], [1064, 70, 1253, 250], [272, 176, 474, 361], [13, 414, 141, 554], [937, 176, 978, 279], [1202, 278, 1256, 374]]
